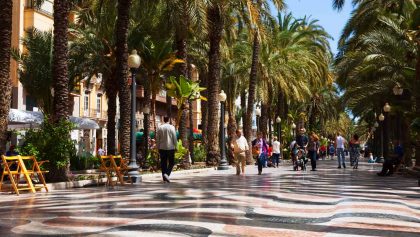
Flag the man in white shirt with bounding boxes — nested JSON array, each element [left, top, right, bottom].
[[156, 117, 177, 182], [336, 132, 347, 168], [232, 129, 249, 175], [272, 137, 281, 167]]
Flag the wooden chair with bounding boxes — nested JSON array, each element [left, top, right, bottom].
[[0, 155, 35, 195], [99, 155, 133, 187], [20, 156, 49, 193]]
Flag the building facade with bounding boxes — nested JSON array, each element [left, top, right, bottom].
[[9, 0, 202, 155], [9, 0, 109, 156]]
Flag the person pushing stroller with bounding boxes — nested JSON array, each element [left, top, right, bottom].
[[291, 143, 307, 171]]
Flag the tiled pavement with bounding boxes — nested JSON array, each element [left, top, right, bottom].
[[0, 160, 419, 236]]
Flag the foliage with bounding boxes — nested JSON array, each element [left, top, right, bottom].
[[193, 143, 207, 162], [166, 75, 207, 126], [18, 118, 76, 169], [16, 142, 40, 158], [175, 139, 188, 164], [70, 153, 100, 170], [11, 29, 53, 115], [145, 149, 160, 171]]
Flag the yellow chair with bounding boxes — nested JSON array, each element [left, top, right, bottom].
[[99, 155, 133, 187]]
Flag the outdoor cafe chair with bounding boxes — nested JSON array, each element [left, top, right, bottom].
[[0, 155, 49, 195], [99, 155, 133, 187]]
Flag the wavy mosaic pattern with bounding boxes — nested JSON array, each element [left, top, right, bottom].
[[0, 160, 419, 236]]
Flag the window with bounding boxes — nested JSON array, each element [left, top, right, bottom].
[[96, 96, 101, 118], [84, 95, 89, 116], [96, 96, 101, 112], [26, 96, 37, 111], [26, 0, 53, 15]]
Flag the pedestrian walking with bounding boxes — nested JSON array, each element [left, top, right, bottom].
[[232, 129, 249, 175], [307, 132, 320, 171], [156, 116, 178, 183], [254, 132, 269, 175], [328, 143, 335, 160], [350, 134, 361, 169], [320, 136, 328, 160], [272, 137, 281, 168], [336, 132, 347, 168]]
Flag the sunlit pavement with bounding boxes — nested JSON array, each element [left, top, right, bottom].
[[0, 160, 419, 236]]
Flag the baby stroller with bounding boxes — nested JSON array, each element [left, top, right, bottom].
[[293, 149, 307, 171]]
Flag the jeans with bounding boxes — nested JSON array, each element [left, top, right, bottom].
[[308, 150, 317, 170], [159, 149, 175, 177], [272, 153, 280, 167], [257, 153, 266, 174], [337, 148, 345, 167]]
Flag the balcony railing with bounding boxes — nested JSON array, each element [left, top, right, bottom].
[[25, 0, 53, 16], [83, 109, 108, 120]]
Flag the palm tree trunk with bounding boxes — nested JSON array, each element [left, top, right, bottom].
[[143, 75, 151, 161], [115, 0, 132, 159], [240, 91, 246, 128], [227, 101, 237, 165], [106, 81, 118, 155], [48, 0, 71, 182], [52, 0, 70, 122], [268, 108, 272, 144], [205, 5, 224, 165], [200, 73, 208, 144], [151, 93, 157, 133], [175, 2, 190, 167], [0, 1, 13, 154], [415, 43, 420, 168], [227, 101, 237, 142], [244, 32, 260, 163], [260, 103, 268, 138], [189, 100, 194, 164]]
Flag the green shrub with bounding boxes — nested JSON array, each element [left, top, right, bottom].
[[193, 144, 206, 162], [175, 139, 188, 164], [70, 153, 100, 170], [17, 118, 76, 169], [146, 149, 160, 171]]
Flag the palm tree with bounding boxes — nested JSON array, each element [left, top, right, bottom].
[[0, 1, 13, 154], [243, 0, 284, 162], [51, 0, 71, 124], [162, 0, 206, 166], [205, 1, 226, 165], [115, 0, 132, 159], [71, 0, 119, 155], [12, 29, 54, 115], [334, 1, 419, 165]]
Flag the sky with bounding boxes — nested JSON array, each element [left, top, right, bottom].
[[271, 0, 354, 55]]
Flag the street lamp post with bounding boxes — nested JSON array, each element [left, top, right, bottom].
[[383, 103, 391, 160], [255, 107, 261, 133], [218, 90, 229, 170], [127, 50, 142, 183], [379, 113, 385, 160], [276, 116, 281, 146]]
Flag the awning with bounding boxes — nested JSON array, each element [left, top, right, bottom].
[[135, 131, 202, 142], [8, 109, 99, 130]]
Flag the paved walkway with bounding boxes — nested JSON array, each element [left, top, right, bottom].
[[0, 160, 419, 236]]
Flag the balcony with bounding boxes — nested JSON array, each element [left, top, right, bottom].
[[25, 0, 53, 16], [83, 109, 108, 120]]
